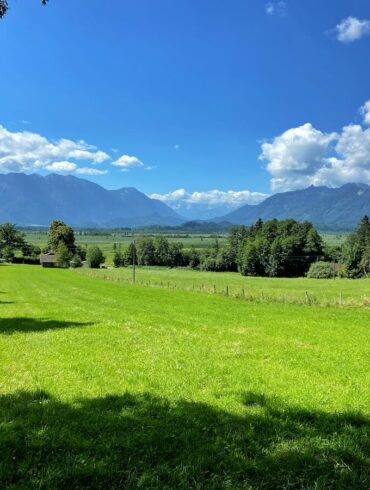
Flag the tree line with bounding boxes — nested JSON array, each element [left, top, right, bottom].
[[116, 219, 324, 278], [1, 216, 369, 277], [0, 220, 105, 269], [113, 216, 370, 278]]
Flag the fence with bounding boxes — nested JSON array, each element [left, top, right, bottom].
[[79, 270, 370, 309]]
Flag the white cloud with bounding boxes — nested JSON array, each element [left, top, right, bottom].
[[45, 161, 77, 173], [75, 167, 108, 175], [0, 125, 110, 173], [150, 188, 269, 207], [335, 16, 370, 43], [112, 154, 144, 169], [260, 123, 337, 191], [265, 2, 287, 17], [360, 100, 370, 125], [260, 100, 370, 191]]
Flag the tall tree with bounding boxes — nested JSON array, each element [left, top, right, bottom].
[[47, 220, 76, 254], [344, 216, 370, 277]]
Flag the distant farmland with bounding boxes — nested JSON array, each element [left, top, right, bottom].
[[23, 229, 349, 264]]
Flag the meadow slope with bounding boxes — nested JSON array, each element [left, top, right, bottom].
[[0, 265, 369, 488], [78, 266, 370, 308]]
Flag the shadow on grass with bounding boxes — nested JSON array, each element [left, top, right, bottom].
[[0, 390, 368, 488], [0, 318, 93, 335]]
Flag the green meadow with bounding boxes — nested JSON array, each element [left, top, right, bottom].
[[79, 265, 370, 307], [0, 264, 369, 488]]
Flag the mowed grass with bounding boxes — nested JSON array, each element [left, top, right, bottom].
[[78, 266, 370, 307], [0, 265, 369, 488]]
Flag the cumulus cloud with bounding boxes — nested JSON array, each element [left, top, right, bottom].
[[0, 125, 110, 173], [260, 100, 370, 191], [75, 167, 108, 175], [360, 100, 370, 125], [335, 16, 370, 43], [112, 154, 144, 169], [150, 189, 269, 207], [45, 161, 77, 173], [260, 123, 337, 191], [265, 2, 287, 17]]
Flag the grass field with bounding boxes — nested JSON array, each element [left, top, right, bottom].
[[0, 264, 369, 488], [78, 266, 370, 308], [23, 231, 227, 263]]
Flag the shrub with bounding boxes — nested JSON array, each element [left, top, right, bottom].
[[307, 261, 335, 279]]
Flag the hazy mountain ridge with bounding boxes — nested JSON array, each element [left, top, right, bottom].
[[0, 174, 369, 230], [0, 173, 184, 227], [216, 184, 370, 230]]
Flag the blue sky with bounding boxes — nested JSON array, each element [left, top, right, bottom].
[[1, 0, 370, 214]]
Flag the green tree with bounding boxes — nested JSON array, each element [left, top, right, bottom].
[[0, 223, 25, 259], [2, 245, 14, 262], [70, 254, 82, 269], [186, 247, 200, 269], [123, 242, 137, 267], [113, 251, 123, 268], [237, 218, 323, 278], [87, 246, 105, 269], [55, 242, 71, 268], [47, 220, 76, 254], [168, 242, 184, 267], [21, 243, 41, 263], [154, 236, 170, 266], [136, 236, 155, 266], [344, 216, 370, 277]]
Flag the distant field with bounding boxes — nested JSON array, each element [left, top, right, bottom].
[[24, 229, 349, 264], [320, 231, 350, 246], [23, 231, 227, 263], [0, 264, 369, 488], [78, 265, 370, 308]]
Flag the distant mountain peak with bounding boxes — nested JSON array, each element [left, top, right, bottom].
[[0, 172, 185, 227], [215, 183, 370, 231]]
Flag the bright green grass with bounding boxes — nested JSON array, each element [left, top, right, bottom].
[[78, 265, 370, 307], [0, 265, 369, 488]]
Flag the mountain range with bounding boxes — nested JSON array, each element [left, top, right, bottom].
[[0, 173, 369, 230], [0, 173, 183, 227], [216, 183, 370, 230]]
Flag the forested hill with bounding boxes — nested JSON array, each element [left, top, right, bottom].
[[216, 184, 370, 230], [0, 173, 184, 227]]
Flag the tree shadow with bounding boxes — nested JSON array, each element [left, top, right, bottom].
[[0, 390, 368, 488], [0, 318, 93, 335]]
